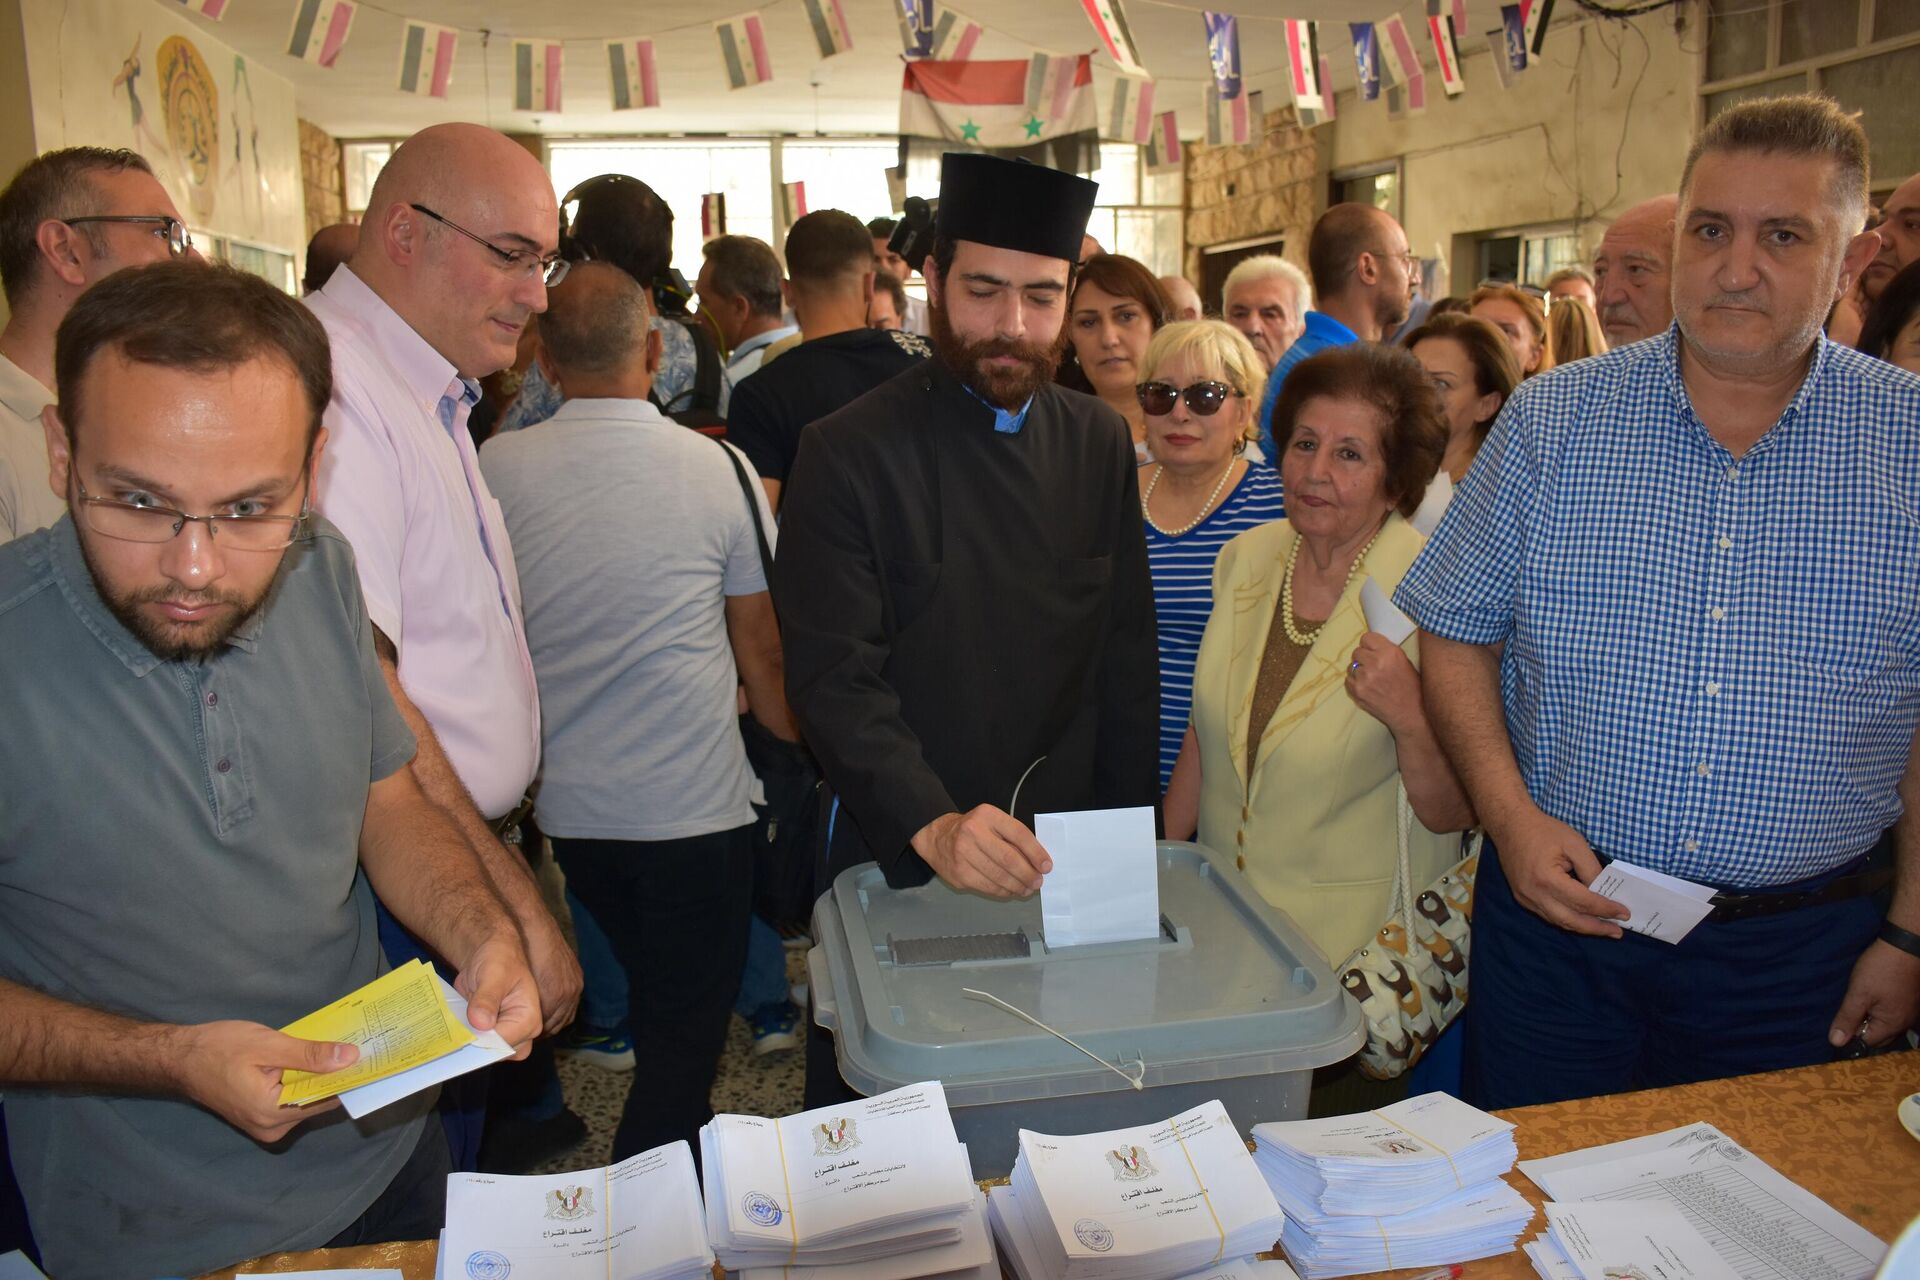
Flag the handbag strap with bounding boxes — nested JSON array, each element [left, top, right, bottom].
[[709, 434, 774, 582], [1392, 779, 1415, 940]]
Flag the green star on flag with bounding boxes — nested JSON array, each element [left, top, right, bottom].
[[1023, 114, 1044, 137], [960, 117, 981, 141]]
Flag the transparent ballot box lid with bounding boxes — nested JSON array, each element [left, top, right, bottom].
[[809, 840, 1364, 1105]]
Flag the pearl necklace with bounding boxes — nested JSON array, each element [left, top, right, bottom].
[[1280, 523, 1383, 647], [1142, 460, 1237, 537]]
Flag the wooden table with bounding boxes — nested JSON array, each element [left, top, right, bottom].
[[209, 1053, 1920, 1280]]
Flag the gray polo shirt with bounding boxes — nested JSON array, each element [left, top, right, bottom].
[[0, 515, 427, 1280]]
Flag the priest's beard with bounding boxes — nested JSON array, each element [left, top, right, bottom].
[[929, 291, 1064, 411]]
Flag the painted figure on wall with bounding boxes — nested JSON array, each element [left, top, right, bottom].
[[157, 35, 218, 219]]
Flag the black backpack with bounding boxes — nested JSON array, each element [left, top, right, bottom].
[[651, 295, 728, 434]]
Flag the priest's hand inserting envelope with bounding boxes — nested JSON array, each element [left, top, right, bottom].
[[1037, 806, 1160, 947]]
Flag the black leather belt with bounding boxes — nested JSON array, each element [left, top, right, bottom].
[[1706, 864, 1892, 922], [490, 793, 536, 839]]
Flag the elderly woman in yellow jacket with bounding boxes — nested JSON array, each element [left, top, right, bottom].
[[1166, 344, 1473, 971]]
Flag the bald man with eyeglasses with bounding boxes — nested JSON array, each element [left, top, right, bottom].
[[0, 146, 196, 544]]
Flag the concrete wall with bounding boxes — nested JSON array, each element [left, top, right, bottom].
[[1183, 104, 1327, 281], [1326, 6, 1700, 292], [18, 0, 307, 260], [300, 118, 344, 240]]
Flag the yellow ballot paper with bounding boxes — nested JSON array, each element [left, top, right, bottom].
[[277, 959, 475, 1106]]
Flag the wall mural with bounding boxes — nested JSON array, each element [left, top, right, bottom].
[[24, 0, 306, 271]]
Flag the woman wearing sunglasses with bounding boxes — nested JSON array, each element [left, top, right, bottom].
[[1135, 321, 1286, 791], [1167, 346, 1472, 1103]]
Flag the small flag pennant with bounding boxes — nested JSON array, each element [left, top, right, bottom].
[[1204, 83, 1251, 146], [1350, 23, 1381, 101], [175, 0, 228, 21], [1500, 4, 1528, 71], [1430, 15, 1464, 96], [1284, 20, 1321, 112], [397, 20, 456, 97], [606, 38, 659, 110], [1454, 0, 1470, 35], [1080, 0, 1147, 77], [1296, 62, 1333, 125], [1025, 52, 1080, 123], [927, 9, 982, 59], [1485, 29, 1516, 89], [1387, 72, 1428, 119], [513, 39, 562, 112], [286, 0, 354, 67], [782, 181, 807, 224], [1145, 109, 1182, 174], [1107, 75, 1155, 145], [716, 12, 773, 89], [1377, 14, 1421, 88], [702, 193, 727, 241], [1246, 87, 1265, 130], [1202, 12, 1242, 101], [802, 0, 854, 59], [1522, 0, 1554, 55]]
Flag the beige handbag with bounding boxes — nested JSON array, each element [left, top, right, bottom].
[[1337, 784, 1480, 1080]]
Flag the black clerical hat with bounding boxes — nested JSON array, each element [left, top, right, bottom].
[[935, 153, 1098, 264]]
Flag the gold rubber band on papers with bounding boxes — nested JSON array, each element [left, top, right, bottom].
[[1172, 1124, 1227, 1264], [1369, 1110, 1463, 1188], [772, 1121, 801, 1271], [1374, 1216, 1394, 1269]]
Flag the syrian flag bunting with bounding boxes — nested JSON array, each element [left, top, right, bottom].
[[513, 39, 562, 111], [175, 0, 228, 20], [286, 0, 354, 67], [716, 12, 773, 89], [1378, 14, 1420, 87], [1204, 83, 1251, 146], [1107, 75, 1155, 145], [1080, 0, 1147, 77], [1145, 109, 1182, 173], [397, 20, 456, 97], [782, 181, 807, 224], [1430, 15, 1465, 96], [606, 38, 660, 110], [802, 0, 854, 59], [901, 56, 1093, 147], [1284, 20, 1321, 111], [1522, 0, 1555, 54], [701, 193, 727, 240]]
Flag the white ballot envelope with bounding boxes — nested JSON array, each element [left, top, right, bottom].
[[1038, 806, 1160, 948], [1360, 577, 1417, 645], [1586, 861, 1716, 944], [1545, 1202, 1739, 1280], [337, 975, 515, 1118]]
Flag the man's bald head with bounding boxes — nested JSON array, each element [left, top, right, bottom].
[[541, 262, 649, 377], [1593, 193, 1678, 346], [1159, 274, 1203, 321], [1306, 202, 1414, 337], [302, 222, 358, 294], [350, 124, 559, 379], [1867, 173, 1920, 302]]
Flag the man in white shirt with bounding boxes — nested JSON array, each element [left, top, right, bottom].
[[305, 124, 583, 1165], [695, 234, 796, 388], [0, 147, 193, 542], [481, 263, 798, 1160]]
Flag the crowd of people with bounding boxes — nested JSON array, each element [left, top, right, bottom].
[[0, 89, 1915, 1278]]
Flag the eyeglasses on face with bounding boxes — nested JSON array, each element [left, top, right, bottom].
[[1137, 379, 1245, 417], [73, 477, 312, 552], [410, 203, 570, 286], [62, 215, 193, 258]]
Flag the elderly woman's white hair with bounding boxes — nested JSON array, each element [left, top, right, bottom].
[[1138, 319, 1268, 449], [1221, 254, 1314, 314]]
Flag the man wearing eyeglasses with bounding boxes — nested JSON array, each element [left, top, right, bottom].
[[0, 261, 543, 1280], [0, 146, 195, 544], [305, 123, 585, 1170]]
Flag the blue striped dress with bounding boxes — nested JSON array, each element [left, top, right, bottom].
[[1145, 462, 1287, 789]]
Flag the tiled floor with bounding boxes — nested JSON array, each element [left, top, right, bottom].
[[529, 850, 809, 1174]]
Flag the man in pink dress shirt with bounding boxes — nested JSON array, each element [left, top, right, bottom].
[[306, 125, 583, 1164]]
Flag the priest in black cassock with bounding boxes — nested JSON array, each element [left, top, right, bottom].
[[774, 152, 1160, 915]]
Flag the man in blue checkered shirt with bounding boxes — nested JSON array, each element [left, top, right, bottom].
[[1397, 95, 1920, 1109]]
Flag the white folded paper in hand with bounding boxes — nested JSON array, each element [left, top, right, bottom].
[[1585, 860, 1716, 943], [1359, 577, 1416, 646], [1544, 1202, 1739, 1280], [700, 1081, 979, 1274], [993, 1100, 1286, 1280], [1038, 806, 1160, 947], [338, 975, 515, 1119], [439, 1139, 713, 1280]]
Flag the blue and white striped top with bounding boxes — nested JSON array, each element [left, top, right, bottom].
[[1146, 462, 1287, 789]]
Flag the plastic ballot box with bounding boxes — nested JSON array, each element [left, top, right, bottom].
[[808, 840, 1364, 1178]]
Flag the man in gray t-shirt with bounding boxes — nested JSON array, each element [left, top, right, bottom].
[[481, 264, 799, 1162], [0, 263, 542, 1279]]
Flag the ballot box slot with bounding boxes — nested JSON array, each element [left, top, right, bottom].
[[886, 929, 1034, 966]]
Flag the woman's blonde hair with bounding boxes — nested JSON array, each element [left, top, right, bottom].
[[1469, 283, 1555, 377], [1547, 293, 1608, 364], [1138, 319, 1268, 448]]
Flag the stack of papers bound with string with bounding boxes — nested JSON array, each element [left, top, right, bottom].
[[1250, 1092, 1531, 1278], [700, 1080, 996, 1280], [989, 1100, 1288, 1279]]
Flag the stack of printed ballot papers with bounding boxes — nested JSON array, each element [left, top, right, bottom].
[[1250, 1092, 1532, 1279], [988, 1100, 1288, 1279], [700, 1080, 996, 1280], [435, 1139, 713, 1279]]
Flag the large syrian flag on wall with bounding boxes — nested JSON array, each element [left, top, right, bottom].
[[900, 56, 1095, 149]]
